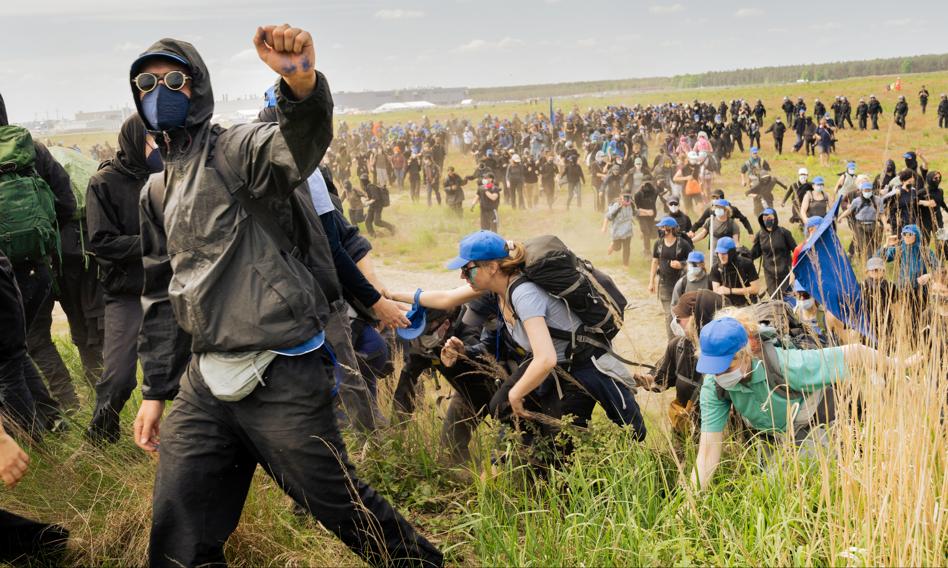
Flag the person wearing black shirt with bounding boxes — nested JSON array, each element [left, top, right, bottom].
[[634, 180, 660, 254], [443, 166, 467, 217], [868, 96, 884, 130], [751, 208, 796, 297], [362, 174, 395, 236], [764, 117, 786, 154], [781, 96, 795, 123], [856, 98, 869, 130], [649, 217, 693, 339], [665, 198, 693, 235], [894, 96, 909, 130], [919, 86, 930, 114], [710, 237, 761, 307], [938, 94, 948, 128]]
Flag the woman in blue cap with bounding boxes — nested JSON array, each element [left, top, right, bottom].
[[800, 175, 830, 224], [690, 313, 912, 490], [838, 181, 884, 259], [671, 251, 711, 306], [389, 230, 646, 457], [649, 216, 693, 339]]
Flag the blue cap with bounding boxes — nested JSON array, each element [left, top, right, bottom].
[[859, 182, 873, 190], [750, 146, 759, 154], [812, 176, 825, 185], [397, 289, 428, 340], [712, 199, 730, 207], [847, 161, 856, 169], [762, 208, 776, 216], [131, 50, 191, 75], [446, 231, 509, 270], [806, 216, 824, 228], [715, 236, 737, 253], [270, 331, 325, 356], [263, 85, 277, 109], [687, 251, 706, 263], [792, 280, 807, 293], [903, 152, 914, 159], [657, 216, 679, 228], [696, 317, 749, 374]]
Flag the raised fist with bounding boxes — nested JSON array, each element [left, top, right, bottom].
[[253, 24, 316, 98]]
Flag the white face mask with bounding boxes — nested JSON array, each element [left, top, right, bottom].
[[799, 175, 808, 183], [714, 208, 726, 219], [670, 317, 685, 338], [848, 168, 856, 175], [669, 205, 680, 213], [799, 297, 815, 311], [814, 185, 824, 193], [687, 265, 704, 280], [715, 366, 746, 390], [862, 191, 873, 199]]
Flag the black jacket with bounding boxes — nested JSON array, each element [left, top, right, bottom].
[[751, 210, 796, 294], [86, 115, 150, 296], [694, 203, 754, 234]]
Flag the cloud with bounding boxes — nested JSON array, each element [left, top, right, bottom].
[[576, 38, 597, 48], [374, 9, 425, 20], [455, 37, 525, 53], [660, 39, 682, 48], [734, 7, 763, 17], [649, 3, 684, 14], [230, 48, 258, 63], [809, 22, 841, 31], [113, 42, 142, 53], [889, 17, 912, 26]]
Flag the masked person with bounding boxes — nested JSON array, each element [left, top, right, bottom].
[[882, 170, 921, 232], [564, 155, 585, 210], [894, 95, 909, 129], [671, 251, 712, 306], [880, 224, 938, 300], [838, 182, 884, 260], [361, 173, 395, 237], [868, 95, 884, 130], [690, 314, 912, 490], [665, 197, 693, 236], [649, 217, 693, 339], [783, 169, 813, 223], [938, 94, 948, 128], [634, 179, 660, 255], [602, 193, 635, 266], [637, 289, 726, 436], [472, 173, 501, 231], [127, 27, 442, 567], [391, 231, 647, 461], [764, 117, 786, 154], [84, 115, 156, 444], [791, 281, 828, 343], [750, 208, 796, 298], [800, 176, 831, 226], [692, 189, 755, 236], [710, 237, 760, 307], [861, 256, 897, 338], [692, 199, 742, 257], [443, 165, 467, 217]]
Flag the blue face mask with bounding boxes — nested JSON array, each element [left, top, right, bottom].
[[142, 85, 189, 131], [145, 147, 164, 173]]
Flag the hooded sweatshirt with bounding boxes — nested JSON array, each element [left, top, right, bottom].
[[751, 209, 797, 295], [86, 115, 151, 295], [133, 39, 337, 356]]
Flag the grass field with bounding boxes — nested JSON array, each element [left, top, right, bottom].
[[4, 72, 947, 566]]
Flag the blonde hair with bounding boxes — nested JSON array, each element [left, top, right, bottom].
[[714, 306, 761, 357], [497, 241, 526, 275]]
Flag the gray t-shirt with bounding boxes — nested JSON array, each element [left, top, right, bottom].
[[506, 281, 582, 362]]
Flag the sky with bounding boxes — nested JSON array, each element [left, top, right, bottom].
[[3, 0, 946, 122]]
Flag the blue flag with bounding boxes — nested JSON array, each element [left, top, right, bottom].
[[792, 196, 871, 338], [549, 97, 555, 130]]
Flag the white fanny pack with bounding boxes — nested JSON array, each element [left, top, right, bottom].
[[198, 350, 279, 402]]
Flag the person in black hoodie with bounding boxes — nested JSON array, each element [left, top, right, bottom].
[[85, 115, 154, 443], [750, 208, 796, 297], [127, 28, 441, 567]]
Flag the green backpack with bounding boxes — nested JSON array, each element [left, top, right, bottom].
[[0, 126, 59, 264]]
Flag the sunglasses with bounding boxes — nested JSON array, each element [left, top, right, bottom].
[[133, 71, 191, 93], [461, 263, 480, 281]]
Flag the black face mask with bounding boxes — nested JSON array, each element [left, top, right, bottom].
[[145, 148, 164, 173], [763, 218, 775, 229]]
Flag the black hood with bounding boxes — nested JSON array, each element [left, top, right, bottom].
[[0, 92, 7, 126], [112, 114, 152, 180], [884, 159, 896, 175], [129, 38, 214, 136], [757, 207, 780, 230], [927, 170, 942, 191]]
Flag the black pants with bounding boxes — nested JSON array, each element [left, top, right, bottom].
[[89, 294, 142, 443], [409, 177, 420, 202], [480, 208, 498, 232], [0, 355, 57, 436], [425, 183, 441, 206], [0, 508, 69, 564], [151, 349, 442, 567], [508, 181, 524, 209], [27, 293, 81, 411], [871, 114, 880, 129], [843, 114, 854, 128], [392, 354, 432, 417], [940, 115, 948, 128], [366, 205, 395, 236], [858, 116, 867, 129]]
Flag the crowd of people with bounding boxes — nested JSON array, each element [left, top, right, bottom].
[[0, 23, 945, 566]]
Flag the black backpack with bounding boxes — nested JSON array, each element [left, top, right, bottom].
[[377, 185, 391, 208], [506, 235, 628, 361]]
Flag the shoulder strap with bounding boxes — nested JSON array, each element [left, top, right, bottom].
[[211, 142, 300, 257], [760, 340, 805, 399]]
